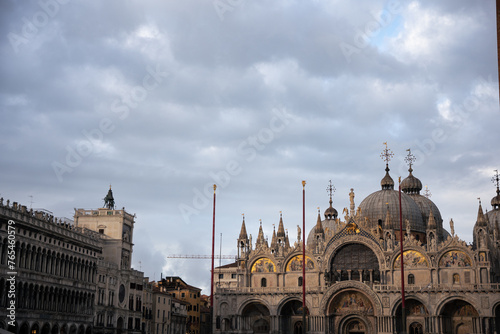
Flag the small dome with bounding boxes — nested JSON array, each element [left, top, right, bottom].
[[491, 192, 500, 210], [324, 204, 338, 220], [401, 170, 423, 195], [381, 166, 394, 190]]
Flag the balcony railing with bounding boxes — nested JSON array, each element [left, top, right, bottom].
[[215, 282, 500, 294]]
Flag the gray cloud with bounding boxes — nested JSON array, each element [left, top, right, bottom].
[[1, 0, 499, 292]]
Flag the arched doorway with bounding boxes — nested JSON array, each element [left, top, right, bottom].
[[41, 323, 50, 334], [20, 322, 29, 334], [495, 303, 500, 334], [395, 299, 428, 333], [31, 324, 40, 334], [293, 321, 303, 334], [344, 318, 366, 334], [7, 321, 17, 334], [117, 318, 124, 334], [409, 322, 423, 334], [221, 318, 231, 331], [241, 302, 270, 334], [440, 299, 479, 334], [253, 318, 269, 333], [327, 290, 374, 333], [280, 299, 306, 333]]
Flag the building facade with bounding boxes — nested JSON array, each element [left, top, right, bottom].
[[74, 188, 144, 334], [152, 288, 172, 334], [0, 199, 99, 334], [213, 151, 500, 334], [158, 277, 203, 334], [0, 187, 151, 334], [170, 298, 188, 334]]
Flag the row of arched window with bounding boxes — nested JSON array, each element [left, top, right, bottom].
[[259, 277, 303, 287], [0, 321, 91, 334], [0, 237, 97, 283], [0, 279, 94, 314]]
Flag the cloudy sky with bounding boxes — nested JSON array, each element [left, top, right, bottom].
[[1, 0, 499, 293]]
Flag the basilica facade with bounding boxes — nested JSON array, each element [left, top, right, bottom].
[[213, 150, 500, 334]]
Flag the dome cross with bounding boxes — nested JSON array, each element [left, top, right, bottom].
[[492, 170, 500, 194], [380, 142, 394, 166], [326, 180, 336, 203], [404, 148, 416, 173]]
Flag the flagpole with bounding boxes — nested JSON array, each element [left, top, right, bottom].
[[302, 180, 306, 334], [399, 177, 406, 333], [210, 184, 217, 330]]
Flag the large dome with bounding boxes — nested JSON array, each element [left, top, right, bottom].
[[359, 189, 426, 233]]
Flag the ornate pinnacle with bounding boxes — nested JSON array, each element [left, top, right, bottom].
[[380, 142, 394, 168], [404, 148, 416, 173]]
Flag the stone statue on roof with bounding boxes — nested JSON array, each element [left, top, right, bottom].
[[104, 186, 115, 209]]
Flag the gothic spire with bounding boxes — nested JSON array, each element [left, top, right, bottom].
[[476, 198, 488, 227], [427, 208, 436, 229], [384, 203, 392, 229], [271, 225, 277, 248], [239, 214, 248, 240], [256, 220, 267, 247], [277, 211, 286, 238], [315, 207, 324, 235]]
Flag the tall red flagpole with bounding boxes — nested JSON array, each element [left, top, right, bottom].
[[210, 185, 217, 314], [399, 177, 406, 333], [302, 180, 306, 334]]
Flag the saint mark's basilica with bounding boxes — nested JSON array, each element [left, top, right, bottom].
[[213, 146, 500, 334]]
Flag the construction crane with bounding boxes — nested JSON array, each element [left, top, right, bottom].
[[166, 255, 236, 259]]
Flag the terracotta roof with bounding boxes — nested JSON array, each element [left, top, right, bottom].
[[215, 261, 238, 269]]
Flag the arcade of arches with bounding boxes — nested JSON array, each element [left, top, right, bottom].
[[0, 322, 92, 334]]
